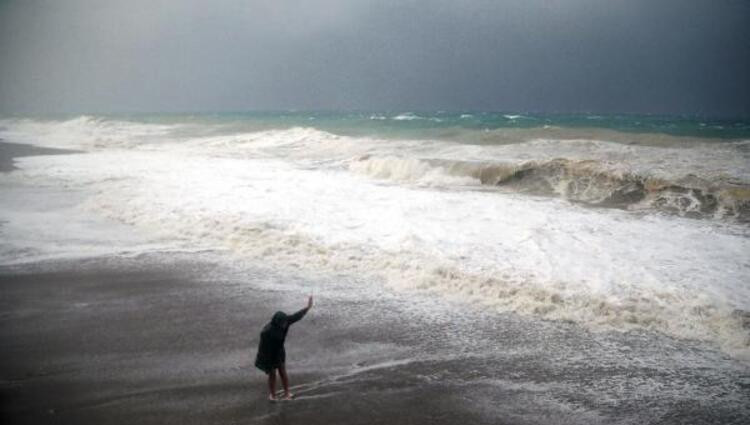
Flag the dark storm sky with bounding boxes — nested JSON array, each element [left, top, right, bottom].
[[1, 0, 748, 116]]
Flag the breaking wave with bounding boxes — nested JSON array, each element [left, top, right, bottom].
[[350, 156, 750, 222], [3, 115, 750, 360], [0, 115, 177, 150]]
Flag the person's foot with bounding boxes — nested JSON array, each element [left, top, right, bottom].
[[268, 394, 278, 402], [282, 392, 295, 400]]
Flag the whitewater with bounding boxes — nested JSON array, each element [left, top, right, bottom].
[[1, 113, 749, 360]]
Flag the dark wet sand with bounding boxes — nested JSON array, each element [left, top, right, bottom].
[[0, 256, 489, 425], [2, 254, 749, 424], [0, 141, 79, 172]]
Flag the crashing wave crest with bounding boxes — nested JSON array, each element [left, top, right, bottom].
[[350, 156, 750, 222]]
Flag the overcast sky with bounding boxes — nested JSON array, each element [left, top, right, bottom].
[[1, 0, 748, 116]]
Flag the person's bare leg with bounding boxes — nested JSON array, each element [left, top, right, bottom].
[[278, 364, 293, 399], [267, 369, 277, 401]]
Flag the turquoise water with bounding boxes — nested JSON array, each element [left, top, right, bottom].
[[204, 111, 749, 139], [8, 111, 748, 142], [163, 112, 750, 139]]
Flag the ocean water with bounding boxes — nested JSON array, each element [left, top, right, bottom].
[[1, 112, 749, 365]]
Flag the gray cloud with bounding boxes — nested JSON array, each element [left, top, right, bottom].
[[1, 0, 748, 116]]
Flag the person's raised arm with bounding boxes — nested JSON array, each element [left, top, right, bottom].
[[287, 296, 313, 325]]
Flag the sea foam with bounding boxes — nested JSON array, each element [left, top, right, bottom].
[[2, 117, 749, 360]]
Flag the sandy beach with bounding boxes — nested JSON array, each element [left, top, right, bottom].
[[0, 255, 498, 425], [2, 253, 749, 425]]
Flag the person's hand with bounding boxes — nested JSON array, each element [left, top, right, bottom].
[[307, 295, 313, 309]]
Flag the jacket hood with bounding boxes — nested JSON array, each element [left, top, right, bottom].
[[271, 311, 288, 327]]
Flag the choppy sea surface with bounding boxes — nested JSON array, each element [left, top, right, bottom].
[[1, 112, 749, 370]]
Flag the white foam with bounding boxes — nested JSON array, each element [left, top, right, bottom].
[[392, 113, 422, 121], [9, 147, 750, 358], [0, 175, 180, 265], [348, 156, 480, 186], [0, 116, 178, 151], [4, 117, 747, 184], [2, 118, 749, 359]]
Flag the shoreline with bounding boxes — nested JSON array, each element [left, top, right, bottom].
[[0, 140, 80, 173]]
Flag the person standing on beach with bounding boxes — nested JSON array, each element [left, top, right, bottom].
[[255, 296, 313, 401]]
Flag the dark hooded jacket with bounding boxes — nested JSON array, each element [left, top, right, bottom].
[[254, 308, 308, 374]]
